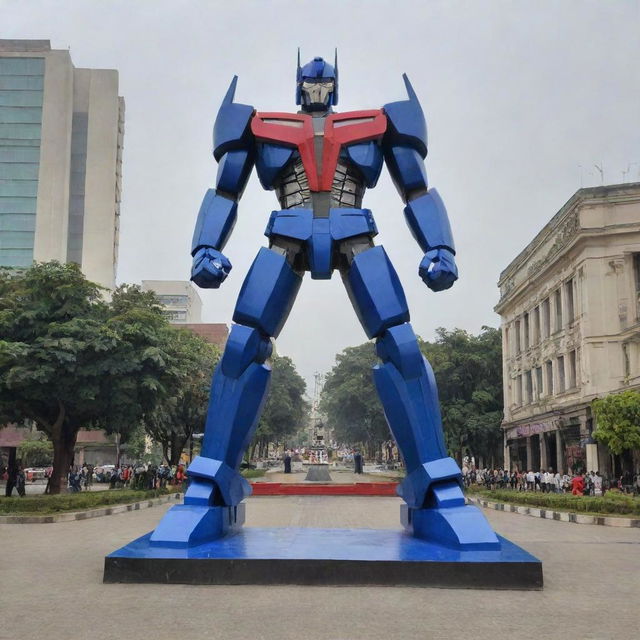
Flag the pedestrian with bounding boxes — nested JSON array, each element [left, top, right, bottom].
[[4, 462, 17, 497], [593, 471, 603, 497], [571, 473, 584, 496], [15, 463, 26, 497]]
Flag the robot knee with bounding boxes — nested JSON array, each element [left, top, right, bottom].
[[220, 323, 272, 379], [375, 323, 425, 379]]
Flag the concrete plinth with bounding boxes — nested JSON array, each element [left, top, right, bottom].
[[104, 527, 542, 589], [304, 464, 333, 482]]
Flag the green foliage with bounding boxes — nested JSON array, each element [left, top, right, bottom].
[[320, 343, 388, 455], [320, 327, 504, 462], [420, 327, 504, 463], [240, 468, 267, 479], [0, 488, 174, 515], [468, 487, 640, 516], [592, 391, 640, 455], [142, 327, 220, 465], [17, 436, 53, 467], [0, 263, 178, 492], [252, 354, 308, 456]]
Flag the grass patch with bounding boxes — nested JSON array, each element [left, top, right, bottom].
[[0, 488, 177, 515], [466, 486, 640, 517], [241, 468, 267, 479]]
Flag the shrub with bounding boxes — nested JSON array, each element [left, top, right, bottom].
[[466, 487, 640, 516]]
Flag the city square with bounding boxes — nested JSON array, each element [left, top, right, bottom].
[[2, 496, 639, 638], [1, 1, 640, 637]]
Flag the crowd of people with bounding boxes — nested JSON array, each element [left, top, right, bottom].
[[462, 465, 640, 496], [67, 462, 188, 492]]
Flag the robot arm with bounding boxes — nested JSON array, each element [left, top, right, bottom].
[[382, 75, 457, 292], [191, 77, 255, 288]]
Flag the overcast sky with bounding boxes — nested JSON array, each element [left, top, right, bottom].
[[3, 0, 640, 391]]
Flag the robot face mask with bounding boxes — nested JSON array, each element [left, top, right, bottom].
[[300, 80, 335, 111]]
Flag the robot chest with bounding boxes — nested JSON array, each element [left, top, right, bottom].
[[251, 110, 386, 191]]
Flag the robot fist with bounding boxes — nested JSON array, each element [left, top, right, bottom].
[[419, 248, 458, 292], [191, 247, 232, 289]]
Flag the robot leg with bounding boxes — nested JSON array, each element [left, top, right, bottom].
[[343, 244, 499, 549], [150, 247, 302, 547]]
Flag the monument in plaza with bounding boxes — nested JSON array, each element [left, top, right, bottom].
[[105, 54, 542, 588]]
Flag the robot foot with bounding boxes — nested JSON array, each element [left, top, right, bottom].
[[149, 456, 250, 548], [150, 503, 245, 548], [400, 482, 501, 551]]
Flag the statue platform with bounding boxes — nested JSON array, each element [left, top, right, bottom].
[[104, 526, 542, 589]]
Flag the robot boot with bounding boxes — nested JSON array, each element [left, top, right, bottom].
[[344, 244, 500, 550], [150, 247, 302, 547]]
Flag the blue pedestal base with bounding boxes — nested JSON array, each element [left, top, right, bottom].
[[104, 527, 543, 589]]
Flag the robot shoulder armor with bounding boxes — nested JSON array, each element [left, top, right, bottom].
[[213, 76, 255, 162], [383, 74, 428, 158]]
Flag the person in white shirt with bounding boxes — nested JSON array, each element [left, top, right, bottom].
[[593, 471, 603, 496]]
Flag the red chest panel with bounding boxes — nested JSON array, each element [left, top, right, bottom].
[[251, 110, 386, 191]]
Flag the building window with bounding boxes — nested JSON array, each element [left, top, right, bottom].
[[504, 326, 510, 359], [535, 366, 543, 399], [524, 370, 532, 404], [568, 350, 577, 388], [554, 289, 563, 332], [623, 343, 630, 378], [532, 306, 540, 345], [515, 319, 521, 354], [545, 360, 553, 396], [541, 297, 550, 339], [557, 355, 565, 393], [634, 254, 640, 319], [515, 374, 522, 406], [523, 313, 530, 350], [565, 278, 575, 324]]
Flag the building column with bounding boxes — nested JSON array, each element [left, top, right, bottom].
[[540, 433, 549, 469], [526, 437, 532, 470], [555, 429, 564, 474], [503, 432, 511, 471]]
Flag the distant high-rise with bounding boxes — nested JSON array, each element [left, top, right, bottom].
[[0, 39, 124, 289]]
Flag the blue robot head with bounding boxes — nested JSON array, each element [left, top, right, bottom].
[[296, 50, 339, 112]]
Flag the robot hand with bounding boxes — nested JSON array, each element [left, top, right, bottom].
[[191, 247, 232, 289], [419, 248, 458, 292]]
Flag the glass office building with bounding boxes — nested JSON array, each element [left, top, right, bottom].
[[0, 56, 44, 267], [0, 40, 124, 289]]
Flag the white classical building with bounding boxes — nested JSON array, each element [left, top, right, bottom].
[[0, 39, 124, 289], [495, 183, 640, 476]]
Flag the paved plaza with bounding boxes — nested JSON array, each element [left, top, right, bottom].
[[1, 495, 639, 639]]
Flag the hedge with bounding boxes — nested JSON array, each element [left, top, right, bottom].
[[466, 486, 640, 516], [0, 487, 177, 515]]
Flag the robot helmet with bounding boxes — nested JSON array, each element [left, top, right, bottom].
[[296, 50, 339, 110]]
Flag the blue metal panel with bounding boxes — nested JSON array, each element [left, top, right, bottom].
[[329, 208, 377, 241], [255, 143, 294, 189], [233, 247, 302, 337], [344, 141, 384, 187], [213, 76, 254, 161], [216, 149, 254, 197], [404, 189, 455, 253], [384, 145, 428, 200], [383, 74, 428, 157], [403, 504, 501, 550], [373, 357, 448, 475], [191, 190, 237, 254], [345, 246, 409, 339], [375, 323, 423, 379], [186, 456, 251, 504], [265, 208, 313, 241], [148, 503, 244, 548], [220, 324, 272, 378], [200, 360, 271, 471], [112, 528, 536, 566], [308, 218, 332, 279]]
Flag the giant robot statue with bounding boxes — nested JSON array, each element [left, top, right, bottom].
[[151, 54, 500, 551]]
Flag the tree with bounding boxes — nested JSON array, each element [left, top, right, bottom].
[[17, 434, 53, 467], [320, 327, 504, 464], [0, 263, 173, 493], [142, 327, 220, 466], [419, 327, 504, 465], [592, 391, 640, 469], [251, 354, 308, 459], [320, 343, 389, 459]]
